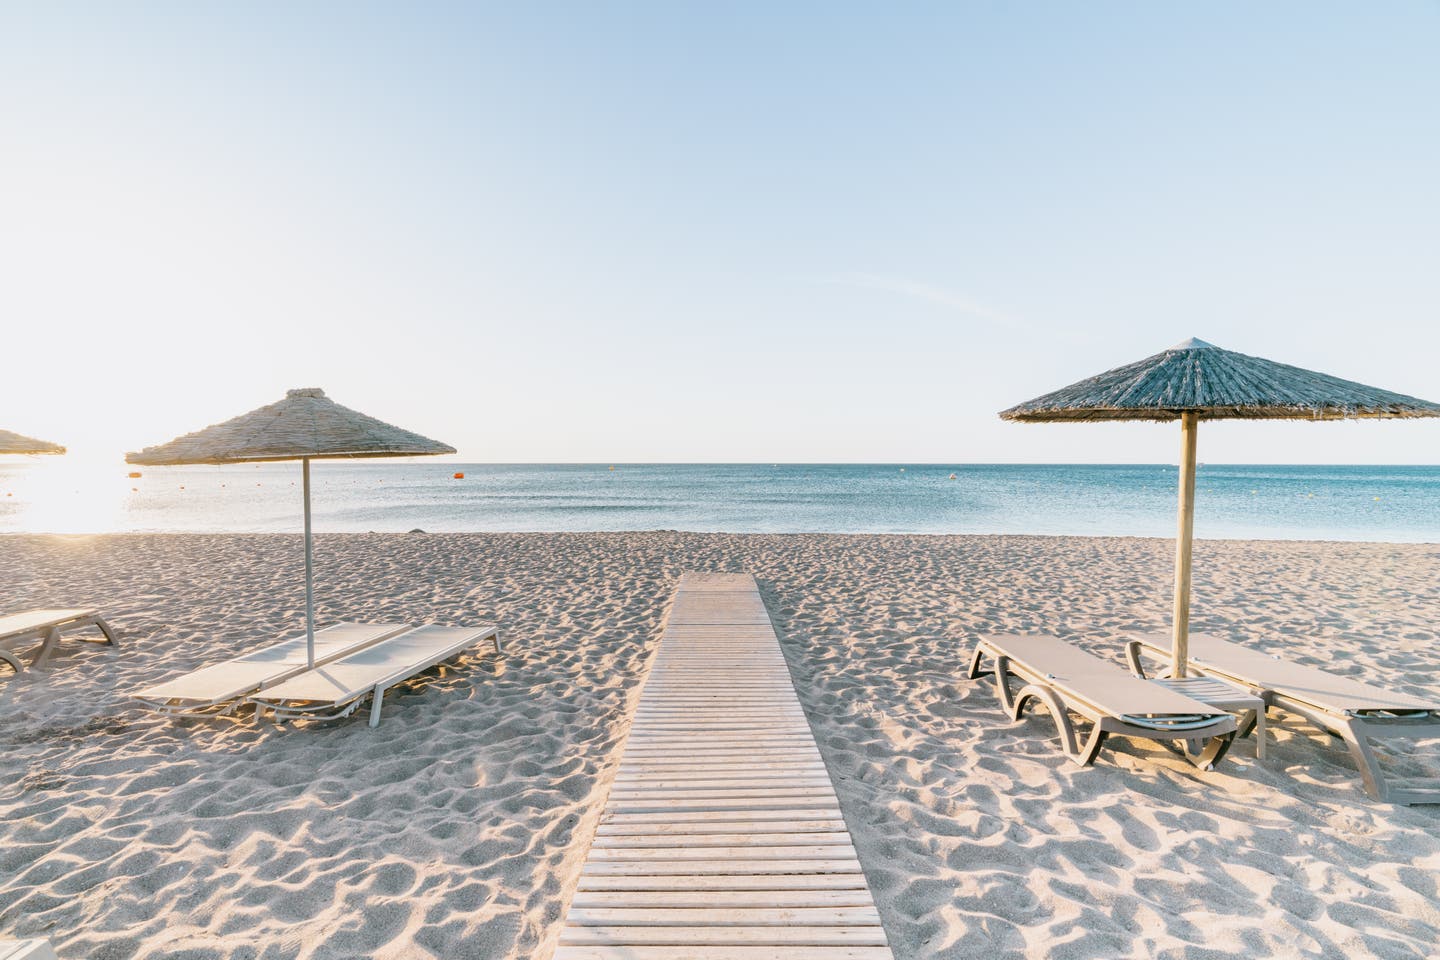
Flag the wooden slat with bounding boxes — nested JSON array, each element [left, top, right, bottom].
[[591, 832, 856, 848], [597, 820, 849, 837], [565, 906, 882, 925], [601, 808, 843, 824], [561, 926, 889, 945], [554, 947, 894, 960], [577, 874, 875, 892], [578, 859, 866, 877], [558, 574, 891, 957], [569, 890, 879, 907]]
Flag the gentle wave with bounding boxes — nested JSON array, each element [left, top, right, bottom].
[[2, 462, 1437, 541]]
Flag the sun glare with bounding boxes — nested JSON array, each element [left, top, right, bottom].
[[4, 455, 128, 534]]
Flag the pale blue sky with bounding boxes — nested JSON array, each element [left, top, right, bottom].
[[3, 3, 1438, 463]]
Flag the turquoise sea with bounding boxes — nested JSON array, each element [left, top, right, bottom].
[[2, 462, 1437, 542]]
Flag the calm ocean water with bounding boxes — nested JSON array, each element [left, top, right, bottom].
[[3, 462, 1438, 542]]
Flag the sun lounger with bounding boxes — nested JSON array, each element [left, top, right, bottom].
[[1127, 633, 1440, 804], [249, 623, 501, 727], [0, 940, 58, 960], [968, 634, 1238, 768], [132, 622, 407, 716], [0, 608, 116, 674]]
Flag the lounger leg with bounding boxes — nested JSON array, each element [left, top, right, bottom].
[[966, 643, 992, 680], [1255, 708, 1267, 761], [1012, 682, 1101, 766], [1076, 727, 1109, 766], [0, 648, 23, 676], [1124, 640, 1149, 678], [1191, 731, 1235, 771], [90, 617, 118, 646], [369, 687, 387, 727], [992, 656, 1020, 715], [1336, 718, 1388, 802], [32, 627, 63, 669], [491, 632, 503, 656], [1235, 708, 1258, 740]]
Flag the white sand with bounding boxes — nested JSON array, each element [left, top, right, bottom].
[[2, 532, 1438, 959]]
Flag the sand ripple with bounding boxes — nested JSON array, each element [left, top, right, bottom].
[[2, 533, 1439, 959]]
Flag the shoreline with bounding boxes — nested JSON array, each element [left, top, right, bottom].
[[3, 532, 1439, 959]]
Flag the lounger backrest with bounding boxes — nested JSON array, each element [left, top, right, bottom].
[[985, 633, 1225, 718], [1152, 633, 1438, 715]]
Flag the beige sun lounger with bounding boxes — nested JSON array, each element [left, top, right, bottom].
[[132, 622, 407, 716], [249, 623, 501, 727], [0, 608, 116, 674], [969, 634, 1238, 768], [1127, 633, 1440, 804]]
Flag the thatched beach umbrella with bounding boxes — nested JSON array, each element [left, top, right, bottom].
[[1001, 338, 1440, 677], [0, 429, 65, 456], [127, 388, 454, 668]]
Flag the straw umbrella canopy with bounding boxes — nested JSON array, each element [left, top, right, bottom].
[[0, 430, 65, 456], [1000, 338, 1440, 677], [127, 388, 455, 667]]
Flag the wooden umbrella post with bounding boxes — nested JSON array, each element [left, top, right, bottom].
[[1171, 412, 1199, 678], [303, 456, 316, 669]]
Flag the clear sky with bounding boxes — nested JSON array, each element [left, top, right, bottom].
[[3, 2, 1438, 464]]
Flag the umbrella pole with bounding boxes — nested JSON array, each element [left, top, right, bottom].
[[303, 456, 315, 669], [1171, 412, 1199, 678]]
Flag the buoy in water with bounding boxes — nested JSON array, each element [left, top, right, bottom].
[[949, 473, 957, 480], [609, 465, 615, 471], [453, 472, 465, 479], [1374, 496, 1381, 501], [128, 472, 142, 478]]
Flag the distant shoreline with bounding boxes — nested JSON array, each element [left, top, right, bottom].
[[5, 462, 1438, 542]]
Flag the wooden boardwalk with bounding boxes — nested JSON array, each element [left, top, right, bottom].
[[555, 573, 893, 960]]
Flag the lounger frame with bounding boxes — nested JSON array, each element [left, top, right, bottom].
[[131, 622, 408, 717], [0, 610, 116, 675], [969, 638, 1236, 769], [132, 687, 255, 718], [252, 626, 502, 727], [1127, 636, 1440, 804], [0, 938, 60, 960]]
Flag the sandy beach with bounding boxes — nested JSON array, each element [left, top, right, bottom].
[[3, 531, 1439, 959]]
